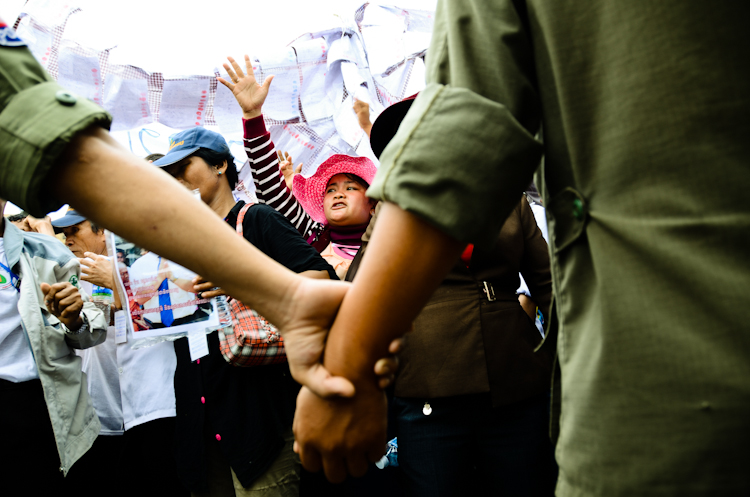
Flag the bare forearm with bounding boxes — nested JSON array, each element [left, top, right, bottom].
[[44, 125, 300, 327], [322, 202, 464, 384], [299, 270, 331, 280], [172, 277, 197, 293]]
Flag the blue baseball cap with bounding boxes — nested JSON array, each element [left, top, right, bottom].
[[152, 127, 231, 167], [51, 208, 87, 232]]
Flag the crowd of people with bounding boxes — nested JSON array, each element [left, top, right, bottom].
[[1, 1, 749, 496]]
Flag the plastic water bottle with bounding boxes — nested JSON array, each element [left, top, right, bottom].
[[375, 438, 398, 469]]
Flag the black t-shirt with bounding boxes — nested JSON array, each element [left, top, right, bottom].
[[225, 201, 336, 279], [174, 202, 337, 491]]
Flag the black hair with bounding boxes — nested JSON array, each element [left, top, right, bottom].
[[88, 220, 103, 233], [145, 153, 165, 162], [342, 173, 370, 189], [190, 148, 238, 189], [338, 174, 377, 208], [7, 212, 28, 223]]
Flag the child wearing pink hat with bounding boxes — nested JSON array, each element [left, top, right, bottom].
[[290, 154, 377, 278], [219, 56, 377, 279]]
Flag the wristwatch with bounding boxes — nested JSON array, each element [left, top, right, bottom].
[[70, 313, 90, 335]]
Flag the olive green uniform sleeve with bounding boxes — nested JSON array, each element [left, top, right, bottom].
[[367, 0, 542, 244], [367, 0, 750, 495], [0, 45, 111, 216]]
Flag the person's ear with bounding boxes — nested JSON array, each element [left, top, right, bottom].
[[216, 160, 229, 176]]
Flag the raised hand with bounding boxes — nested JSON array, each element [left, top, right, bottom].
[[353, 99, 373, 137], [79, 252, 115, 290], [217, 55, 274, 120], [277, 151, 303, 192]]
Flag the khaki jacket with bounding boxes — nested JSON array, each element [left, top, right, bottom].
[[6, 223, 107, 475]]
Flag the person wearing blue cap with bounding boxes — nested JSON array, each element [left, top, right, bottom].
[[50, 205, 188, 496], [0, 197, 108, 492], [152, 126, 338, 495], [51, 208, 107, 259]]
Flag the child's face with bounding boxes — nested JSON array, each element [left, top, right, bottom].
[[323, 174, 373, 227]]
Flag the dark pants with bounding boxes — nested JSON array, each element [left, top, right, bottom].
[[119, 417, 189, 497], [393, 392, 557, 497], [0, 378, 107, 497], [67, 433, 125, 496]]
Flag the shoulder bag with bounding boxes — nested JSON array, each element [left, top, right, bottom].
[[218, 203, 287, 366]]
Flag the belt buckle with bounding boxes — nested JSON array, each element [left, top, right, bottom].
[[482, 281, 496, 302]]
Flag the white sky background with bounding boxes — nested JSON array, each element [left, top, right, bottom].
[[0, 0, 437, 217], [2, 0, 436, 76]]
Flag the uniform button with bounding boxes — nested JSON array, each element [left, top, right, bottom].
[[118, 368, 123, 374], [572, 198, 585, 220], [55, 90, 77, 106], [215, 434, 221, 441], [201, 396, 205, 404]]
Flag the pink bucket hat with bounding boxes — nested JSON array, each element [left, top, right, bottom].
[[293, 154, 378, 224]]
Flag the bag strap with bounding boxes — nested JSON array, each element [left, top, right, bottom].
[[235, 202, 255, 236], [226, 202, 255, 305]]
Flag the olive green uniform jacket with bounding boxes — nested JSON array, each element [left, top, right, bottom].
[[368, 1, 750, 495], [0, 36, 111, 216]]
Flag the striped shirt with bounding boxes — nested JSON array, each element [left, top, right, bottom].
[[243, 116, 322, 242]]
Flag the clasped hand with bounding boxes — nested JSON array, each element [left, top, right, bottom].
[[194, 272, 401, 482], [192, 274, 400, 395], [40, 282, 84, 330]]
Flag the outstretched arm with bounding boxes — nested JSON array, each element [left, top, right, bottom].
[[220, 55, 319, 238], [293, 202, 464, 482], [42, 124, 353, 398]]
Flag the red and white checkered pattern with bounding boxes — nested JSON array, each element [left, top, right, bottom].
[[218, 203, 287, 367]]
